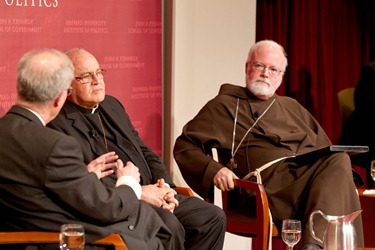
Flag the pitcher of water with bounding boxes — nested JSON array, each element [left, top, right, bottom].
[[309, 210, 362, 250]]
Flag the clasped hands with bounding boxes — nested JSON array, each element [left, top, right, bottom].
[[141, 178, 178, 213]]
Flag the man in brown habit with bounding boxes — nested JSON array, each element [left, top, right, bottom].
[[173, 39, 364, 250]]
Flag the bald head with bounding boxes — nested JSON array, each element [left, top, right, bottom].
[[247, 40, 288, 71], [65, 48, 98, 69], [17, 48, 74, 103], [64, 48, 106, 108]]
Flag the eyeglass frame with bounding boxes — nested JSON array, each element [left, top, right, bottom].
[[66, 88, 73, 96], [74, 68, 107, 84], [249, 61, 284, 77]]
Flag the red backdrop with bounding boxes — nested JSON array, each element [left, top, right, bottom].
[[0, 0, 162, 155]]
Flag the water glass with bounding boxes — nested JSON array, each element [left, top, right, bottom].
[[59, 223, 85, 250], [371, 160, 375, 181], [282, 219, 302, 250]]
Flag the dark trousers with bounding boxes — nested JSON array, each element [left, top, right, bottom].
[[153, 195, 226, 250]]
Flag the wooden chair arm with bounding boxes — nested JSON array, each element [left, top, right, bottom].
[[173, 186, 194, 196], [223, 179, 272, 234], [222, 178, 277, 250], [0, 232, 59, 244], [234, 178, 271, 233], [210, 148, 284, 249], [0, 232, 127, 250]]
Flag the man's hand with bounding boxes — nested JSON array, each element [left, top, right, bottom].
[[116, 161, 141, 183], [161, 189, 179, 213], [213, 167, 239, 191], [158, 178, 179, 212], [141, 180, 178, 213], [86, 151, 118, 179]]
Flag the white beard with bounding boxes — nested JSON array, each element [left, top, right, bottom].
[[246, 77, 281, 97]]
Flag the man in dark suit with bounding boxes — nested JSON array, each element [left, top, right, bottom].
[[47, 48, 226, 250], [0, 48, 178, 250]]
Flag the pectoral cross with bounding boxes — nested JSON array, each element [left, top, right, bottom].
[[227, 158, 237, 170]]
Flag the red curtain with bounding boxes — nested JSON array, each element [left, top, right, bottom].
[[256, 0, 374, 143]]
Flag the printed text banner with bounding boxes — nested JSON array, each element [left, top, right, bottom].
[[0, 0, 162, 155]]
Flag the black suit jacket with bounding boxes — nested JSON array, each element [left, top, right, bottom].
[[48, 95, 175, 187], [0, 105, 172, 249]]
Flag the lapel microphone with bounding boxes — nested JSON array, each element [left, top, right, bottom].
[[90, 129, 98, 138]]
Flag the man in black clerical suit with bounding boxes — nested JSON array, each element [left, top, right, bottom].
[[48, 48, 226, 250], [0, 48, 177, 250]]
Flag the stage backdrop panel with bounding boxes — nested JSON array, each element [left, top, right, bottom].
[[0, 0, 162, 155]]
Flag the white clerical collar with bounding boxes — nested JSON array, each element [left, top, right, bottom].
[[91, 104, 99, 114]]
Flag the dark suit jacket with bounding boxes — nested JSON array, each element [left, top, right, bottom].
[[0, 106, 171, 249], [48, 95, 175, 187]]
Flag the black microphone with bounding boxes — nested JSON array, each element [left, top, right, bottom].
[[90, 129, 98, 138], [254, 111, 260, 119]]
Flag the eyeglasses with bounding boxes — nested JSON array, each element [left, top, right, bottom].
[[250, 61, 284, 77], [75, 69, 107, 84]]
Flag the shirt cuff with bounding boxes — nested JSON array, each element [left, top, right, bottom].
[[116, 176, 142, 199]]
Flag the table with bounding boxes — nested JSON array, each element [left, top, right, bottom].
[[357, 188, 375, 248]]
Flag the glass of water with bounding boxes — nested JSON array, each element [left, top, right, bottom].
[[282, 219, 301, 250], [59, 223, 85, 250], [371, 160, 375, 181]]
